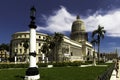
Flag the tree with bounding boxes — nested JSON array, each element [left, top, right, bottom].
[[92, 25, 106, 63], [91, 38, 98, 66], [0, 43, 9, 51], [53, 32, 64, 63], [22, 40, 29, 62], [41, 35, 51, 63], [41, 35, 53, 63], [41, 33, 64, 63], [41, 43, 49, 63]]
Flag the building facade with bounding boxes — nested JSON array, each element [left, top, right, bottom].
[[70, 15, 93, 61], [10, 15, 94, 62], [10, 31, 47, 62], [0, 50, 9, 62]]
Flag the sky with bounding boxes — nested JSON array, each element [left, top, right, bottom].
[[0, 0, 120, 55]]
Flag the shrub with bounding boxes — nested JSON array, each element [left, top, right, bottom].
[[84, 61, 93, 64], [52, 62, 66, 67], [0, 64, 29, 69], [68, 61, 81, 66], [51, 61, 81, 67], [0, 61, 83, 69], [37, 63, 47, 67]]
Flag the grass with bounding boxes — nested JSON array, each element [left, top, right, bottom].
[[0, 66, 109, 80]]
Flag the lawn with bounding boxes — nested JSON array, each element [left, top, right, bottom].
[[0, 66, 109, 80]]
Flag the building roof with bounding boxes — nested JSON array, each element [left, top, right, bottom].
[[12, 31, 47, 36]]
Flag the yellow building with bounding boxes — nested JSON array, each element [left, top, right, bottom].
[[10, 31, 47, 62], [0, 50, 9, 62]]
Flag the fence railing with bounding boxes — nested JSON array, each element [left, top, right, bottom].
[[97, 63, 115, 80]]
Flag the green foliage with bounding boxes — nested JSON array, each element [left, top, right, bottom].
[[84, 61, 93, 64], [46, 61, 82, 67], [67, 61, 82, 66], [0, 64, 29, 69], [52, 62, 68, 67], [41, 43, 49, 54], [0, 43, 9, 51], [0, 62, 112, 69], [22, 40, 29, 49], [37, 63, 48, 67], [92, 25, 106, 63]]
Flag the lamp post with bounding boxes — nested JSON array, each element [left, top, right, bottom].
[[25, 6, 40, 80]]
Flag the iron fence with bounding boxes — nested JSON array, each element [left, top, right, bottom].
[[97, 63, 115, 80]]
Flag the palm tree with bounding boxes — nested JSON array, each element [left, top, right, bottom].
[[41, 33, 64, 63], [92, 25, 106, 63], [41, 35, 53, 63], [41, 43, 49, 63], [91, 38, 98, 66], [53, 32, 64, 63]]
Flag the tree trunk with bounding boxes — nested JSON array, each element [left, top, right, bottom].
[[98, 37, 100, 64], [93, 45, 96, 66]]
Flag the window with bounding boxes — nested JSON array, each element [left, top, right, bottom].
[[43, 36, 46, 40], [71, 52, 73, 56], [20, 49, 22, 53], [39, 36, 41, 39], [24, 35, 26, 38], [39, 43, 41, 46], [20, 43, 22, 47], [38, 49, 41, 53]]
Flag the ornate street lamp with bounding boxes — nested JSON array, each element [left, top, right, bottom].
[[25, 6, 40, 80]]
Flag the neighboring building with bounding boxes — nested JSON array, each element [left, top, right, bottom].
[[0, 50, 9, 62], [100, 52, 118, 61], [10, 31, 47, 62], [10, 15, 94, 62]]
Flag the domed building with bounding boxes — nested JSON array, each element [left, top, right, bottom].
[[10, 15, 94, 62], [10, 31, 83, 62], [71, 15, 88, 42], [71, 15, 93, 60]]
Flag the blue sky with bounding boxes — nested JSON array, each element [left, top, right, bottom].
[[0, 0, 120, 55]]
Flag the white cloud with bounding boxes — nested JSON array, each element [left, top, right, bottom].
[[37, 6, 75, 33], [37, 6, 120, 37], [84, 9, 120, 37]]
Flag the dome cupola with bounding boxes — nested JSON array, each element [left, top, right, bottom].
[[70, 15, 88, 42], [71, 15, 86, 33]]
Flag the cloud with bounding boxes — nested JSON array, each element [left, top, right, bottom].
[[37, 6, 120, 37], [37, 6, 75, 34], [84, 9, 120, 37]]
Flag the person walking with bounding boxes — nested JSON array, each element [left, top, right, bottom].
[[115, 59, 119, 78]]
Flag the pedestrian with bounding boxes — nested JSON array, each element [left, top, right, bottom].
[[115, 59, 119, 78]]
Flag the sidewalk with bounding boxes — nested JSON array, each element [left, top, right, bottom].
[[110, 61, 120, 80]]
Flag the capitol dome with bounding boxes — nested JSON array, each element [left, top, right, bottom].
[[70, 15, 88, 42], [71, 15, 86, 33]]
